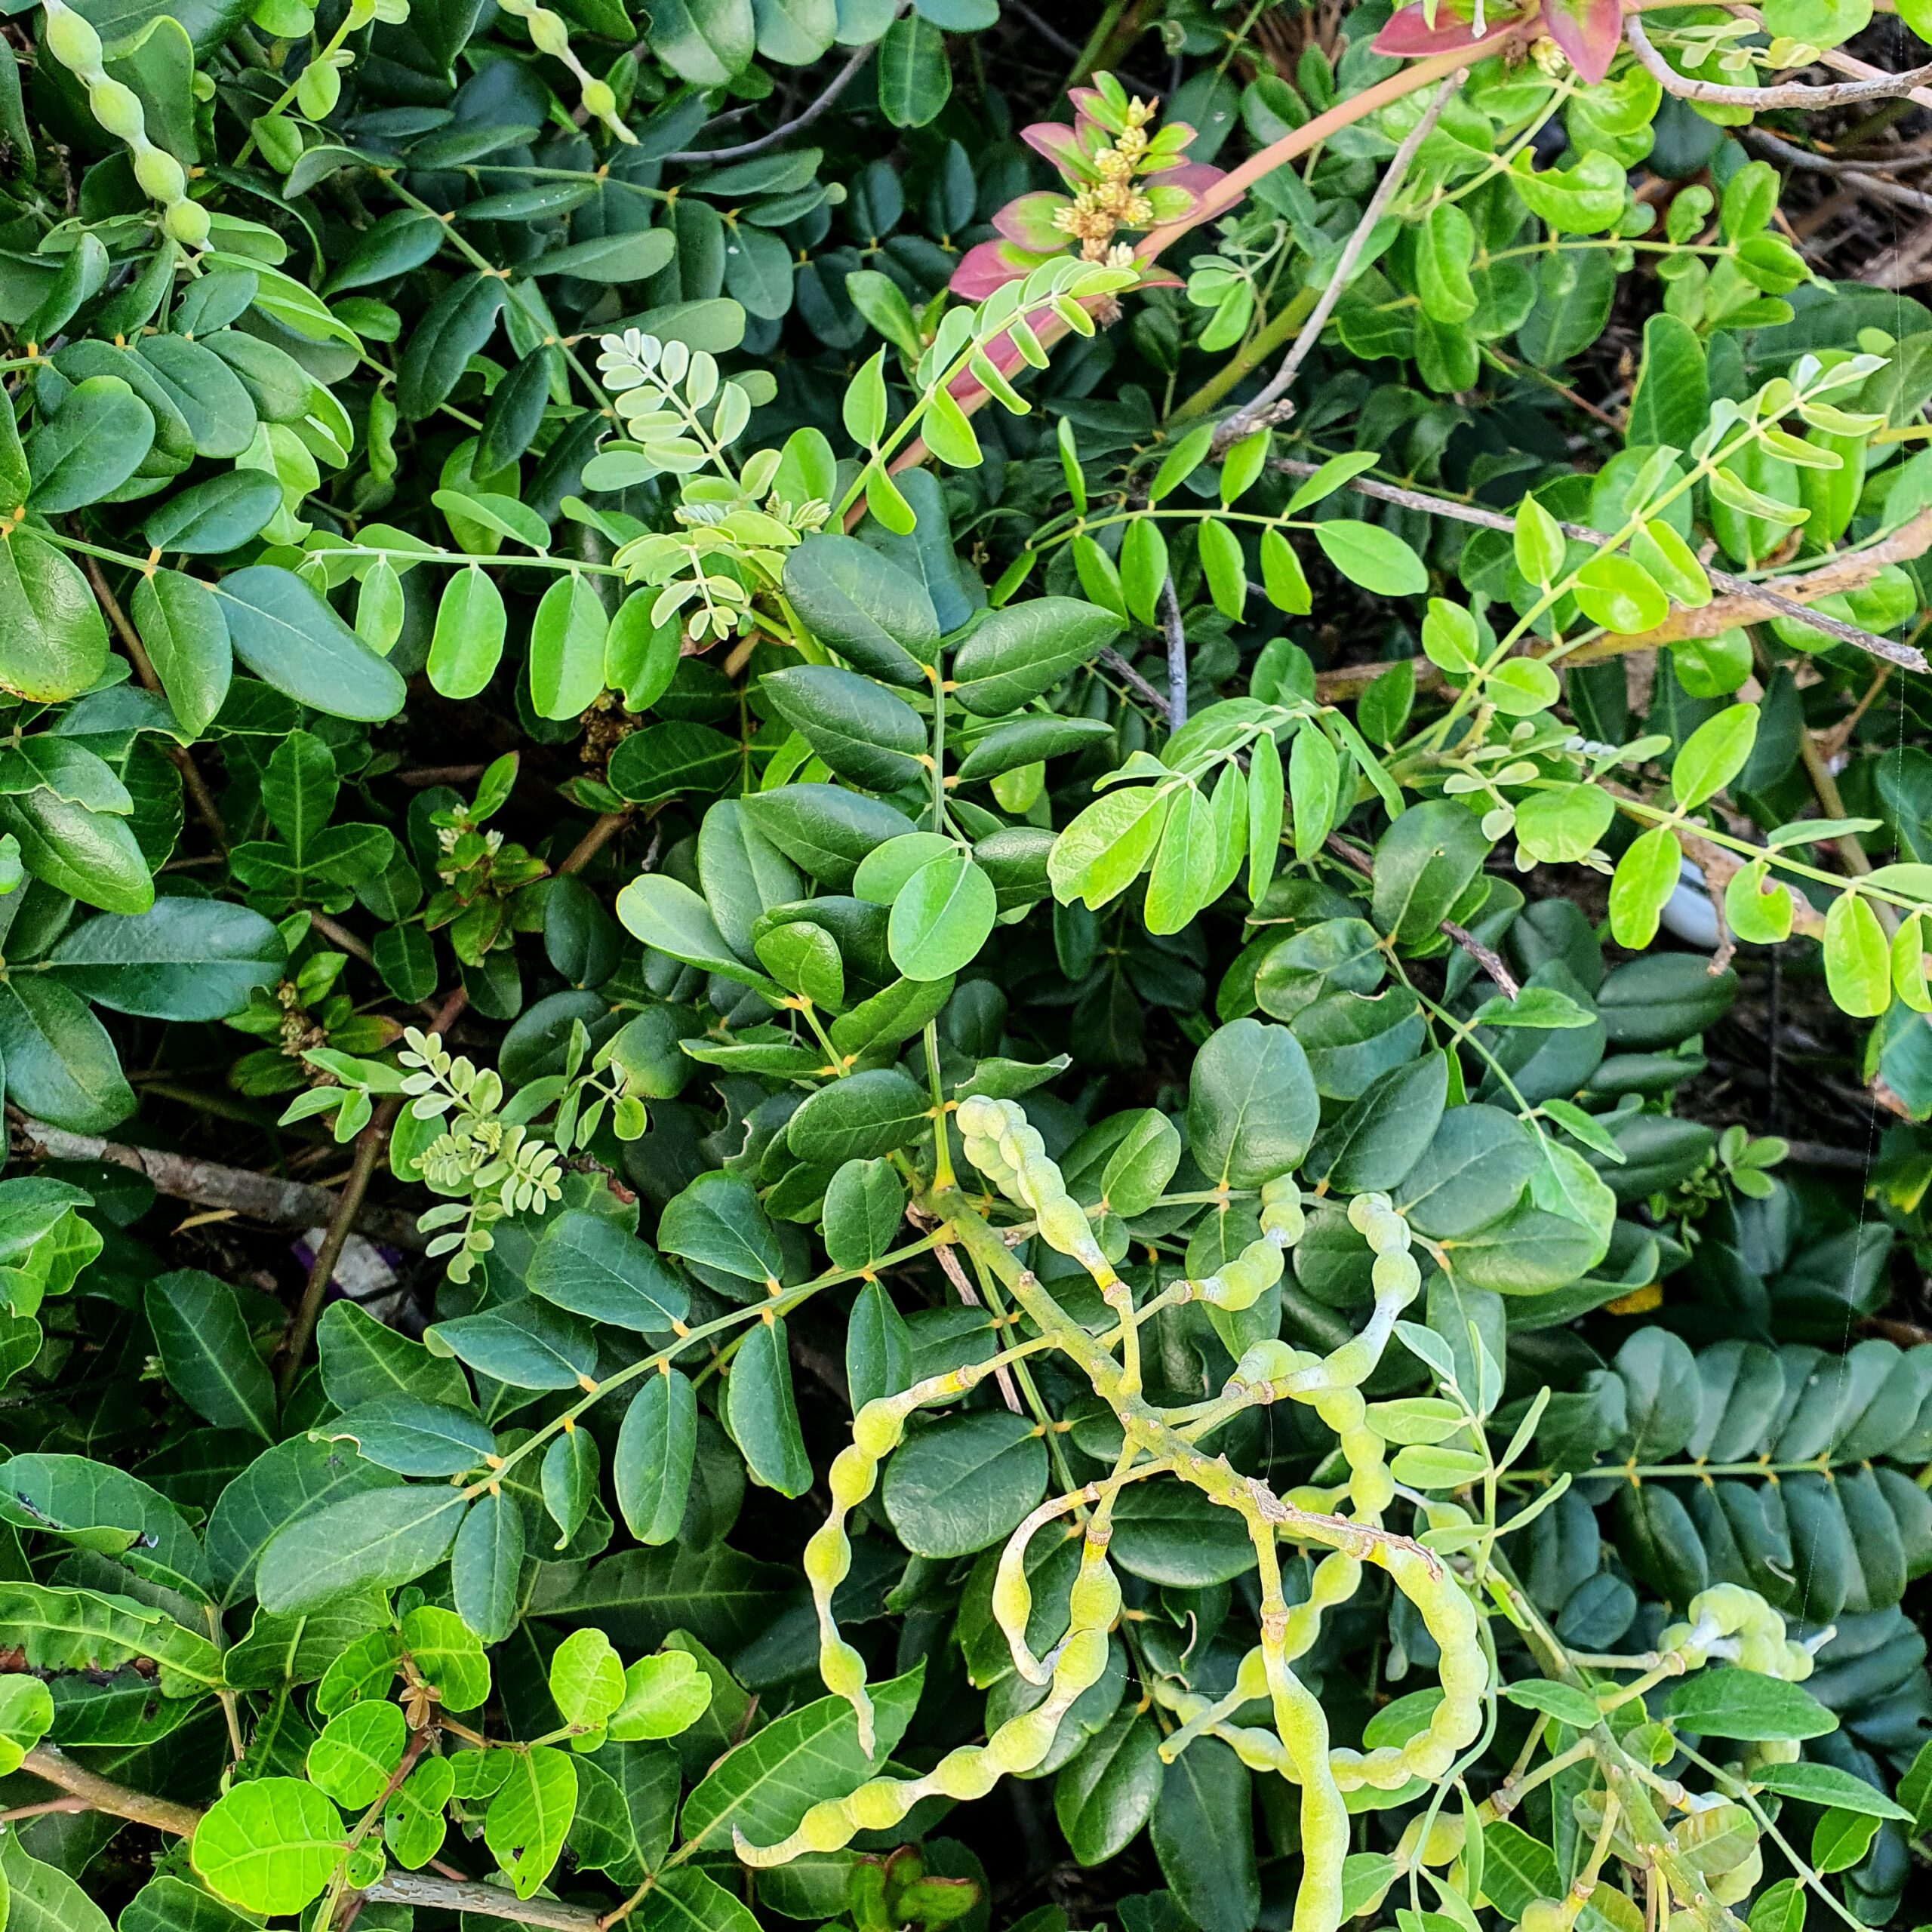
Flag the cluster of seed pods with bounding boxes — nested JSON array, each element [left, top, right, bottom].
[[491, 0, 636, 144], [41, 0, 209, 248], [737, 1097, 1492, 1931]]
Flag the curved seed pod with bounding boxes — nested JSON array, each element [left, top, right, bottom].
[[493, 0, 637, 143], [738, 1535, 1121, 1866], [806, 1361, 1002, 1750], [40, 0, 208, 247]]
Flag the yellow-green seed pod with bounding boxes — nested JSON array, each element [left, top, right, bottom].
[[163, 198, 211, 248], [848, 1778, 914, 1831], [1066, 1557, 1121, 1632], [134, 146, 187, 204], [525, 4, 571, 51], [88, 78, 146, 140], [828, 1444, 875, 1512], [934, 1747, 1001, 1802], [986, 1706, 1057, 1773], [803, 1523, 851, 1592], [1037, 1195, 1095, 1257], [796, 1801, 856, 1854], [43, 4, 103, 72], [852, 1399, 903, 1460], [580, 77, 617, 118]]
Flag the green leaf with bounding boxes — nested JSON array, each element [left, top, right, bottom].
[[214, 567, 406, 722], [1574, 553, 1668, 635], [452, 1484, 525, 1644], [1673, 703, 1758, 809], [1188, 1018, 1320, 1188], [308, 1697, 407, 1806], [1055, 1707, 1164, 1866], [398, 274, 507, 420], [529, 1211, 689, 1332], [1824, 891, 1891, 1018], [1663, 1669, 1836, 1741], [0, 529, 109, 705], [552, 1626, 628, 1729], [1150, 1739, 1259, 1932], [786, 1066, 931, 1164], [144, 1269, 275, 1441], [48, 899, 283, 1020], [1312, 520, 1427, 595], [617, 874, 780, 993], [1607, 825, 1681, 950], [427, 1297, 599, 1390], [428, 565, 507, 701], [130, 568, 229, 737], [321, 1395, 496, 1477], [318, 1300, 472, 1411], [191, 1778, 346, 1914], [531, 573, 611, 721], [679, 1663, 924, 1852], [660, 1170, 783, 1285], [876, 11, 949, 125], [764, 664, 927, 790], [611, 1650, 713, 1738], [1371, 800, 1491, 950], [485, 1743, 580, 1897], [256, 1484, 468, 1614], [1753, 1761, 1907, 1818], [1501, 1681, 1602, 1728], [724, 1314, 812, 1497], [888, 852, 997, 980], [884, 1410, 1048, 1558], [951, 598, 1124, 715], [614, 1367, 698, 1546], [1307, 1051, 1448, 1193], [783, 535, 937, 683]]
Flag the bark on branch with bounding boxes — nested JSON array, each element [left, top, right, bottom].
[[18, 1746, 611, 1931], [8, 1117, 429, 1251], [1625, 11, 1932, 106]]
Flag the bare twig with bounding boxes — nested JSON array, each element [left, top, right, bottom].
[[1272, 457, 1932, 672], [1158, 577, 1189, 729], [22, 1746, 202, 1838], [18, 1747, 608, 1932], [1325, 835, 1521, 996], [1211, 72, 1463, 454], [273, 981, 469, 1392], [557, 810, 633, 877], [361, 1874, 605, 1932], [934, 1241, 1023, 1414], [1098, 645, 1173, 715], [275, 1122, 386, 1397], [10, 1115, 428, 1249], [661, 20, 901, 165], [309, 909, 376, 966], [1741, 125, 1932, 215], [1625, 11, 1932, 109]]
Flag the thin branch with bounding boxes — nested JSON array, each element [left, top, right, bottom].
[[275, 1121, 386, 1397], [9, 1115, 429, 1249], [1158, 576, 1189, 728], [22, 1746, 203, 1838], [1211, 71, 1463, 454], [1272, 457, 1932, 672], [1325, 835, 1521, 997], [661, 22, 900, 165], [310, 909, 376, 966], [933, 1241, 1023, 1413], [558, 810, 633, 877], [20, 1746, 608, 1932], [361, 1873, 606, 1932], [273, 980, 469, 1393], [1098, 645, 1173, 715], [1741, 125, 1932, 215], [1625, 11, 1932, 109]]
